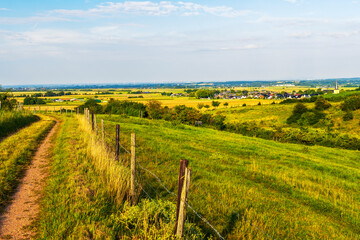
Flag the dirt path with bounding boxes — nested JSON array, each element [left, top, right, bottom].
[[0, 120, 60, 239]]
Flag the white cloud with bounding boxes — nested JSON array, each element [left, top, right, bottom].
[[289, 32, 313, 39], [0, 8, 8, 11], [284, 0, 297, 3], [51, 1, 255, 18], [325, 31, 360, 38]]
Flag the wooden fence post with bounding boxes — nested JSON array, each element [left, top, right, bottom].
[[115, 124, 120, 161], [174, 159, 189, 235], [131, 132, 136, 205], [101, 119, 105, 145], [91, 111, 94, 131], [176, 167, 191, 238], [94, 114, 98, 135], [87, 109, 91, 124]]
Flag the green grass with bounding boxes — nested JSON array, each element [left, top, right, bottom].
[[97, 115, 360, 239], [0, 111, 39, 140], [0, 114, 55, 209], [37, 116, 205, 239]]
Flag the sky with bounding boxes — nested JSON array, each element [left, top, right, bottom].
[[1, 0, 360, 85]]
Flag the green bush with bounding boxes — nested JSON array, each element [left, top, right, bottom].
[[343, 111, 354, 121], [341, 95, 360, 111], [314, 97, 331, 111]]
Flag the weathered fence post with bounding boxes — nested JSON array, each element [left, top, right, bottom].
[[131, 132, 136, 205], [91, 111, 94, 131], [174, 159, 189, 235], [176, 167, 191, 238], [94, 114, 98, 135], [101, 119, 105, 145], [87, 109, 91, 124], [115, 124, 120, 161]]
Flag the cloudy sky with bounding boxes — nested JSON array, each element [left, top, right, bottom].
[[1, 0, 360, 85]]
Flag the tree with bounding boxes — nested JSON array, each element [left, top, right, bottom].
[[146, 100, 164, 119], [0, 92, 17, 111], [77, 99, 103, 114], [257, 102, 261, 106], [223, 102, 229, 107]]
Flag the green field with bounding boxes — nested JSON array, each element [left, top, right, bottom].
[[91, 115, 360, 239]]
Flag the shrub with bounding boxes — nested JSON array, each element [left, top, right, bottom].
[[343, 111, 354, 121], [341, 95, 360, 111], [212, 101, 220, 107], [314, 97, 331, 111], [146, 100, 164, 119], [287, 103, 308, 124]]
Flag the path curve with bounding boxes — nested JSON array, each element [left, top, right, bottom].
[[0, 119, 60, 239]]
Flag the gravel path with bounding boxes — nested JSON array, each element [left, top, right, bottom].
[[0, 120, 59, 239]]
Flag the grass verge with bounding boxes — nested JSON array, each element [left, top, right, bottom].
[[0, 114, 55, 210]]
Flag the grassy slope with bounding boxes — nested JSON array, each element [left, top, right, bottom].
[[99, 115, 360, 239], [0, 114, 55, 209], [37, 116, 204, 239], [0, 111, 39, 140]]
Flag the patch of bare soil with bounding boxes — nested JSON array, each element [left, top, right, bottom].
[[0, 120, 60, 239]]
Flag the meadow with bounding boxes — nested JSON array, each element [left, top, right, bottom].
[[91, 114, 360, 239]]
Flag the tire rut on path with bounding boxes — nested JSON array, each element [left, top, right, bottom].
[[0, 120, 60, 239]]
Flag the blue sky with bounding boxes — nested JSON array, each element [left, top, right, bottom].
[[1, 0, 360, 85]]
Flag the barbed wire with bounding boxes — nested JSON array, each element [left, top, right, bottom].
[[104, 132, 131, 154], [137, 162, 225, 240], [137, 162, 177, 197]]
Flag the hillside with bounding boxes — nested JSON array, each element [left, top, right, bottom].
[[96, 115, 360, 239]]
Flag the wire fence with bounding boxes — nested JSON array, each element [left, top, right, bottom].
[[84, 112, 275, 240]]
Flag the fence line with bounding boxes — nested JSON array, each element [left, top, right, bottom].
[[82, 111, 272, 240]]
